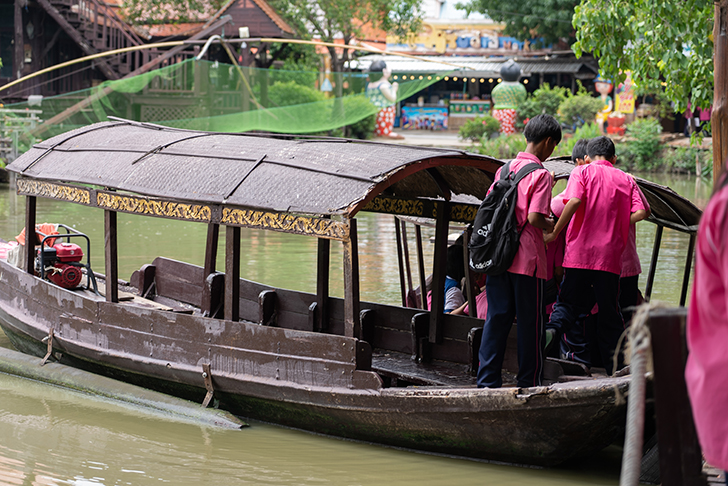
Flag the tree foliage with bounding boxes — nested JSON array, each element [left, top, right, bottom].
[[573, 0, 714, 114], [269, 0, 423, 74], [456, 0, 578, 46], [122, 0, 225, 24]]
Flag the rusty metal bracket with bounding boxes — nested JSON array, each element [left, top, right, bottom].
[[40, 328, 54, 366], [201, 363, 214, 408]]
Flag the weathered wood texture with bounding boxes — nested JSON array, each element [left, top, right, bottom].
[[714, 0, 728, 185], [429, 201, 449, 343], [131, 257, 488, 365], [647, 309, 707, 486]]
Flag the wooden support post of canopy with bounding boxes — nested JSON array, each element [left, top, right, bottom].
[[203, 223, 219, 278], [316, 232, 330, 333], [679, 233, 697, 307], [394, 217, 407, 307], [343, 219, 360, 339], [104, 210, 119, 303], [24, 196, 36, 275], [644, 225, 663, 301], [415, 224, 428, 310], [429, 201, 450, 343], [224, 226, 240, 322], [713, 0, 728, 185]]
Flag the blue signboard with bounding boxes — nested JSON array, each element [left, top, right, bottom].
[[400, 106, 449, 131]]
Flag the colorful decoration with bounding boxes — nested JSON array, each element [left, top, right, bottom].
[[594, 77, 614, 133], [490, 59, 527, 135], [366, 60, 401, 139], [615, 72, 635, 114]]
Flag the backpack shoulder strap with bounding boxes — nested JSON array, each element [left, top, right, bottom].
[[499, 160, 513, 181], [513, 162, 543, 184]]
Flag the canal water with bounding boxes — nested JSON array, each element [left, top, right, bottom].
[[0, 172, 712, 485]]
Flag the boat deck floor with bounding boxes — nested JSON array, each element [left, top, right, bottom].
[[371, 350, 518, 388]]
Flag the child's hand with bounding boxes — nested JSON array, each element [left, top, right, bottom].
[[544, 217, 555, 233], [544, 231, 557, 245], [550, 171, 556, 188]]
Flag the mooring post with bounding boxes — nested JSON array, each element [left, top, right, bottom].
[[647, 309, 707, 486]]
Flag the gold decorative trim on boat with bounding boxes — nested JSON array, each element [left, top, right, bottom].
[[363, 196, 477, 223], [17, 179, 91, 205], [97, 192, 212, 222], [221, 208, 348, 241]]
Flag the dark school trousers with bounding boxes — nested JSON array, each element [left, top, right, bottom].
[[547, 268, 625, 374], [477, 271, 545, 389], [558, 274, 641, 366]]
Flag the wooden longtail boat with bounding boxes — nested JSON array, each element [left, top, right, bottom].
[[0, 121, 702, 466]]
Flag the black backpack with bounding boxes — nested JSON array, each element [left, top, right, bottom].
[[469, 160, 543, 275]]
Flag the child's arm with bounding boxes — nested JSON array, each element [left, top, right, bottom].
[[528, 212, 555, 232], [630, 209, 648, 225], [545, 197, 581, 244]]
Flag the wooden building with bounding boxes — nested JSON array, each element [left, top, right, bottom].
[[0, 0, 294, 103]]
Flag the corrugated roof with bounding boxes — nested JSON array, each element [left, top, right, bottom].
[[8, 121, 502, 217], [352, 55, 598, 78]]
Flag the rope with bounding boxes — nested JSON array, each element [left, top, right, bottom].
[[619, 300, 665, 486]]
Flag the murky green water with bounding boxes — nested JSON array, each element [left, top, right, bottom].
[[0, 172, 712, 485]]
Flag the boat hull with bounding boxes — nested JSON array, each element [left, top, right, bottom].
[[0, 261, 628, 466]]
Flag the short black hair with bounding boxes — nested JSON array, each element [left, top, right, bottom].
[[523, 114, 562, 145], [571, 138, 590, 163], [446, 244, 465, 284], [587, 136, 616, 159]]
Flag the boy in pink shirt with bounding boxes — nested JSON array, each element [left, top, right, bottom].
[[685, 166, 728, 473], [544, 136, 648, 374], [477, 114, 558, 389]]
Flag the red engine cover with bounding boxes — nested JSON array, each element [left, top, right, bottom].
[[48, 264, 82, 289], [53, 242, 83, 263]]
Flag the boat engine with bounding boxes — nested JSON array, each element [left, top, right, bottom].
[[36, 242, 84, 289]]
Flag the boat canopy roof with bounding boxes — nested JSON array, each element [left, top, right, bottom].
[[7, 120, 501, 221], [8, 121, 701, 236]]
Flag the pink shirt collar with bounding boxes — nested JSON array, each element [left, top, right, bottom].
[[515, 152, 545, 166]]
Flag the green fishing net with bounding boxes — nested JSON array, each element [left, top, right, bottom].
[[2, 58, 446, 149]]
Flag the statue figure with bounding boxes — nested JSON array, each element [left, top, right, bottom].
[[366, 60, 400, 138], [594, 77, 614, 134], [490, 59, 527, 135]]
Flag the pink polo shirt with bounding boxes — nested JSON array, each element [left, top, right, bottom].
[[560, 160, 646, 275], [621, 186, 650, 277], [685, 181, 728, 470], [489, 152, 552, 279]]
